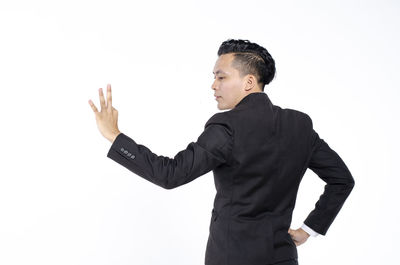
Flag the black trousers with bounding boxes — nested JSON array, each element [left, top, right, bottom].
[[271, 258, 298, 265]]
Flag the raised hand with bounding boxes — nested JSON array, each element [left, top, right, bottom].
[[88, 84, 121, 143]]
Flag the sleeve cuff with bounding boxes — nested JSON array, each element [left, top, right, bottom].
[[301, 223, 319, 237], [107, 132, 138, 160]]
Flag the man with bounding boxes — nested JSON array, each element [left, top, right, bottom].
[[88, 39, 355, 265]]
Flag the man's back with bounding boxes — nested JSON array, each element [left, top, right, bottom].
[[212, 92, 312, 217], [203, 92, 354, 264]]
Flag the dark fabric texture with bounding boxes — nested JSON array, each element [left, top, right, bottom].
[[271, 258, 299, 265], [106, 92, 355, 265]]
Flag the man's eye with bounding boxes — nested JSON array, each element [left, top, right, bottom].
[[218, 77, 224, 80]]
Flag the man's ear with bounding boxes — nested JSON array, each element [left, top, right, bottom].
[[244, 74, 257, 91]]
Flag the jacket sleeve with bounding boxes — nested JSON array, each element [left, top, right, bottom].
[[303, 125, 355, 236], [106, 113, 233, 190]]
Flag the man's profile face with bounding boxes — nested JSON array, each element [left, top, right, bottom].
[[212, 53, 249, 110]]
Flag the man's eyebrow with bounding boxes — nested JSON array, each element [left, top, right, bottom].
[[213, 70, 227, 75]]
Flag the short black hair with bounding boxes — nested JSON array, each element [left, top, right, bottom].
[[217, 39, 276, 91]]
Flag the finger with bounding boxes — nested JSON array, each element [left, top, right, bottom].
[[107, 83, 112, 110], [88, 99, 99, 113], [99, 87, 106, 110]]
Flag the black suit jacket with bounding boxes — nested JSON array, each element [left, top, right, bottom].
[[106, 92, 355, 265]]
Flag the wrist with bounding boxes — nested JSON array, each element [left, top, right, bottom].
[[300, 228, 309, 236], [109, 131, 121, 143]]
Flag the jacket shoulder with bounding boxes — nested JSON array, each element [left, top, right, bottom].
[[282, 107, 313, 128], [298, 111, 313, 128], [196, 112, 234, 164], [205, 111, 233, 133]]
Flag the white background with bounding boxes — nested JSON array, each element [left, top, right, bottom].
[[0, 0, 398, 264]]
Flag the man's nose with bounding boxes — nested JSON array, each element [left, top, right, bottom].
[[211, 79, 217, 91]]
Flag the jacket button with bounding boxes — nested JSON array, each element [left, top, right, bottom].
[[124, 150, 128, 154], [120, 148, 125, 152], [130, 155, 135, 159]]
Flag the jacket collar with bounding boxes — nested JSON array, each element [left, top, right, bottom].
[[233, 92, 273, 110]]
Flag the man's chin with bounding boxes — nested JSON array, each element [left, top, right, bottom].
[[217, 104, 230, 111]]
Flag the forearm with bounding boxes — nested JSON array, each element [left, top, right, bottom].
[[106, 131, 231, 190], [305, 134, 355, 235], [106, 133, 190, 189]]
